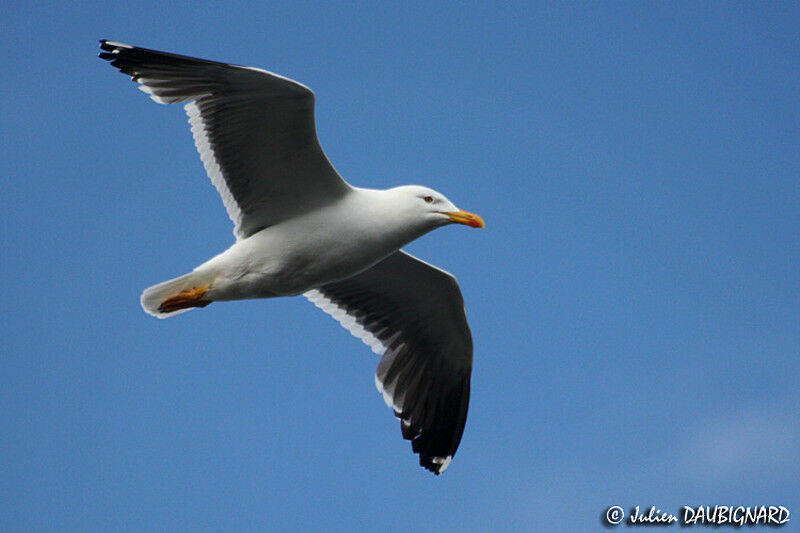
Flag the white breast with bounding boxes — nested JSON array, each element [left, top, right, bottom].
[[195, 188, 428, 300]]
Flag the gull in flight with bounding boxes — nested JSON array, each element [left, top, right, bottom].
[[99, 40, 484, 474]]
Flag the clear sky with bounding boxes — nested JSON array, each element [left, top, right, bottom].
[[2, 2, 798, 531]]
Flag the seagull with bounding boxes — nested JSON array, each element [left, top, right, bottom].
[[99, 40, 484, 475]]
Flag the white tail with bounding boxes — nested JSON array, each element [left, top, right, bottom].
[[140, 271, 214, 318]]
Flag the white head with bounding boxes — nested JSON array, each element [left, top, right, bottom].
[[388, 185, 485, 231]]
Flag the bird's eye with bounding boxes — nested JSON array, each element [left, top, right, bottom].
[[423, 196, 434, 204]]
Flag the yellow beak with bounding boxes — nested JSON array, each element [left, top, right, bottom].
[[444, 209, 485, 229]]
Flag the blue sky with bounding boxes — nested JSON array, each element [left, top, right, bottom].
[[2, 2, 798, 531]]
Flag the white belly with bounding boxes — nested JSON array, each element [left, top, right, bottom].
[[194, 200, 419, 302]]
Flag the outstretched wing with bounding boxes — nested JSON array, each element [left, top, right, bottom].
[[99, 40, 351, 239], [305, 251, 473, 474]]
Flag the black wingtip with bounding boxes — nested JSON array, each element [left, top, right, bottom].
[[423, 462, 442, 475], [98, 40, 137, 64], [99, 39, 109, 59], [98, 40, 134, 53], [98, 40, 120, 61]]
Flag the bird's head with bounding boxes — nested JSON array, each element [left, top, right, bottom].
[[391, 185, 485, 230]]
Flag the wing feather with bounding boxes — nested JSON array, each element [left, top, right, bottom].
[[306, 251, 473, 474], [99, 40, 351, 238]]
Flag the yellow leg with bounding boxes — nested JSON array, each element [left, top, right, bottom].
[[158, 285, 211, 313]]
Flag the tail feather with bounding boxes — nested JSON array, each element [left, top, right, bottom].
[[141, 271, 214, 318]]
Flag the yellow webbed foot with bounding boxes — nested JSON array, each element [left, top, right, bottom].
[[158, 286, 211, 313]]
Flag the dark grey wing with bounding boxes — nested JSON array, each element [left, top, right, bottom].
[[305, 251, 473, 474], [99, 40, 351, 239]]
